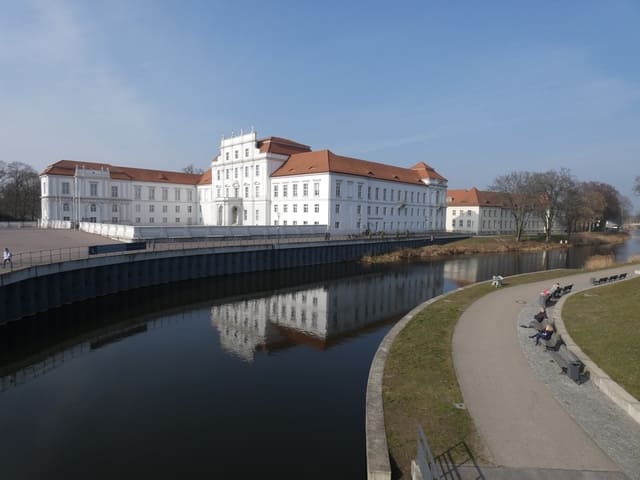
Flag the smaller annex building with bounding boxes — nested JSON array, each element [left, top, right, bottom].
[[40, 129, 449, 234], [446, 187, 546, 235]]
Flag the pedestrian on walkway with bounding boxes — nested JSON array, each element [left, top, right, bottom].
[[3, 247, 12, 269]]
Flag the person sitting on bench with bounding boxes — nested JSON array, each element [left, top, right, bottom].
[[551, 282, 561, 298], [528, 307, 548, 330], [529, 324, 554, 345]]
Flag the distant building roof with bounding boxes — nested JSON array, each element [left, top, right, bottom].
[[41, 160, 205, 185], [271, 150, 447, 185], [447, 187, 507, 207]]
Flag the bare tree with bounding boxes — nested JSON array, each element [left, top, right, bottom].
[[619, 195, 633, 226], [581, 181, 623, 229], [557, 183, 583, 240], [182, 164, 204, 174], [634, 176, 640, 196], [0, 162, 41, 220], [488, 171, 537, 241], [531, 168, 575, 242], [580, 187, 606, 231]]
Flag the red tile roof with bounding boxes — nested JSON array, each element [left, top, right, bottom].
[[198, 168, 212, 185], [41, 160, 205, 185], [447, 188, 508, 207], [271, 150, 447, 185], [257, 137, 311, 156]]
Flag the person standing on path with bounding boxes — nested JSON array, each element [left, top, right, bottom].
[[3, 247, 12, 269]]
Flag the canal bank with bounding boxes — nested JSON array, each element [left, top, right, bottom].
[[0, 235, 457, 324], [1, 233, 638, 479], [368, 264, 640, 480]]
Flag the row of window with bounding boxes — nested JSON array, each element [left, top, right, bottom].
[[273, 203, 437, 218], [450, 219, 542, 230], [134, 186, 193, 202], [60, 203, 193, 215], [450, 209, 503, 217], [274, 204, 319, 214], [135, 217, 187, 224], [137, 204, 193, 213], [224, 148, 252, 161], [57, 181, 195, 202], [273, 182, 319, 198], [216, 164, 260, 181], [216, 185, 260, 198], [273, 220, 320, 226], [334, 181, 441, 204]]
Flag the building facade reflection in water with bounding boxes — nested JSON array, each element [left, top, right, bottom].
[[1, 240, 639, 479], [211, 266, 444, 361]]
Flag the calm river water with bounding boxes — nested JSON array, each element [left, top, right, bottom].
[[1, 233, 638, 479]]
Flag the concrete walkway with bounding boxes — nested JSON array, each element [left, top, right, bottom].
[[452, 267, 639, 480]]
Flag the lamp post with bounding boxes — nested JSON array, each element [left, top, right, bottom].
[[277, 212, 281, 245]]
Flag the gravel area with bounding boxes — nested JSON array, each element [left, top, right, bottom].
[[517, 296, 640, 480]]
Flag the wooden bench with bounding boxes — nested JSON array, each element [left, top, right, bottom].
[[542, 330, 563, 351], [591, 272, 628, 285], [553, 284, 573, 298], [561, 284, 573, 295]]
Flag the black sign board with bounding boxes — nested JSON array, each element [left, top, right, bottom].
[[88, 242, 147, 255]]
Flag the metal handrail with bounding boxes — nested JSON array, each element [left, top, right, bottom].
[[1, 232, 445, 275]]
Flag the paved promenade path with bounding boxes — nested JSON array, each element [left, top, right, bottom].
[[453, 267, 639, 480], [0, 228, 117, 254]]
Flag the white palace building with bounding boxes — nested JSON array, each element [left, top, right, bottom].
[[40, 129, 448, 234]]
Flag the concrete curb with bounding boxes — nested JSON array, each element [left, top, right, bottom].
[[553, 278, 640, 426], [365, 266, 640, 479], [365, 283, 480, 480]]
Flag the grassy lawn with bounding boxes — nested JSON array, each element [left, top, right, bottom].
[[563, 276, 640, 400], [382, 269, 575, 478]]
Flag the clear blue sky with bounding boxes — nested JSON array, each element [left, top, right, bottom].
[[2, 0, 639, 211]]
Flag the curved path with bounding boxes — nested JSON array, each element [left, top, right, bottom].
[[453, 268, 639, 479]]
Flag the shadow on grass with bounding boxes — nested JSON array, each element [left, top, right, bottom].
[[434, 441, 485, 479], [397, 439, 486, 480], [389, 451, 403, 480]]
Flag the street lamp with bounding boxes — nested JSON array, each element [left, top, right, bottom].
[[277, 212, 281, 245]]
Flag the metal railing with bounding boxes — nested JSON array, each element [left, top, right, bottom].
[[413, 425, 484, 480], [1, 232, 446, 275]]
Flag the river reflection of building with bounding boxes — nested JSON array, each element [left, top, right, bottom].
[[211, 266, 445, 361], [442, 249, 571, 287]]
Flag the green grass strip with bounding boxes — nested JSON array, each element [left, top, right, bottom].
[[382, 269, 575, 477], [563, 276, 640, 400]]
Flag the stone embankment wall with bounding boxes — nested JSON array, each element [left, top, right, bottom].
[[0, 237, 445, 324]]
